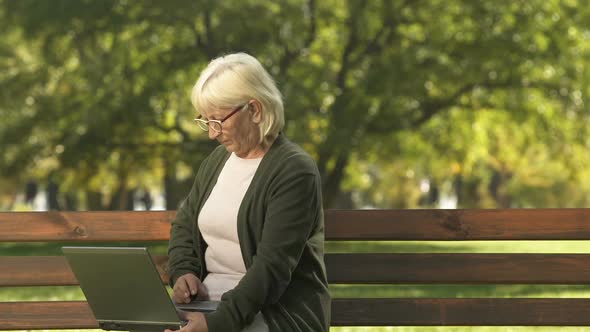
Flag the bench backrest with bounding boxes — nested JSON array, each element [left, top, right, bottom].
[[2, 209, 590, 329]]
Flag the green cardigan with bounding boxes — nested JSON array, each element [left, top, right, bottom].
[[167, 134, 331, 332]]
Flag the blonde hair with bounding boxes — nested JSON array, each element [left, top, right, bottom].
[[191, 52, 284, 146]]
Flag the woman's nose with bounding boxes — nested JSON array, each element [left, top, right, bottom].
[[208, 127, 220, 139]]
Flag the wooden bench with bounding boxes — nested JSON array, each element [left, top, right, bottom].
[[3, 209, 590, 329]]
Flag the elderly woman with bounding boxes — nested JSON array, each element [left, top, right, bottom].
[[166, 53, 331, 332]]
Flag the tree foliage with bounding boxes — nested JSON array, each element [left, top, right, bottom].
[[1, 0, 590, 210]]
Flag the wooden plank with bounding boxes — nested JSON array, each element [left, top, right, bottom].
[[325, 209, 590, 240], [0, 211, 175, 242], [4, 209, 590, 241], [0, 301, 97, 329], [4, 299, 590, 329], [7, 253, 590, 286], [0, 255, 170, 286], [5, 209, 590, 242], [0, 256, 78, 286], [331, 298, 590, 326], [326, 253, 590, 284]]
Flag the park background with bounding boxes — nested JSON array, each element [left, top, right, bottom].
[[2, 0, 590, 331]]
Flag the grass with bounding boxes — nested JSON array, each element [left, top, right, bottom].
[[4, 240, 590, 331]]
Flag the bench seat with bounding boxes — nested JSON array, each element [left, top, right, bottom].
[[2, 209, 590, 329]]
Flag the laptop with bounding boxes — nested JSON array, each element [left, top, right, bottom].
[[62, 246, 219, 331]]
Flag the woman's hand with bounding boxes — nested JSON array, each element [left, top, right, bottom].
[[164, 311, 208, 332], [172, 273, 209, 303]]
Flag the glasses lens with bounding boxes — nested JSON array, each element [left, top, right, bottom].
[[210, 122, 222, 133], [196, 120, 209, 131]]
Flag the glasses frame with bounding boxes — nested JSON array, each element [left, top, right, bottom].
[[194, 103, 249, 134]]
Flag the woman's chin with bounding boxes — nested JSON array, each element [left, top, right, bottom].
[[222, 143, 235, 153]]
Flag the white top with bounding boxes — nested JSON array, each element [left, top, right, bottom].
[[198, 153, 262, 301]]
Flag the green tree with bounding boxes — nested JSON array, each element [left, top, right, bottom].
[[2, 0, 590, 209]]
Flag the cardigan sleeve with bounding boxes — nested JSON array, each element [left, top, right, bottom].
[[167, 172, 203, 287], [205, 159, 322, 331]]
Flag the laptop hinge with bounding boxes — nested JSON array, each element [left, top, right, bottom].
[[98, 319, 183, 331]]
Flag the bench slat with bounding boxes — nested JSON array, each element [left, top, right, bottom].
[[326, 209, 590, 240], [0, 211, 175, 242], [6, 254, 590, 286], [332, 298, 590, 326], [4, 209, 590, 241], [326, 253, 590, 284], [3, 299, 590, 329], [0, 256, 78, 286], [0, 255, 170, 286], [0, 301, 97, 329]]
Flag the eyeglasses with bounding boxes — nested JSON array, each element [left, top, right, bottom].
[[194, 103, 249, 133]]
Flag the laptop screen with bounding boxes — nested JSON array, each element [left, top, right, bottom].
[[62, 246, 183, 329]]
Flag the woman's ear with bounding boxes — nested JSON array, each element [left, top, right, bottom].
[[249, 100, 263, 124]]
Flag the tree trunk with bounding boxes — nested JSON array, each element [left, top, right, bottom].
[[86, 191, 104, 210], [47, 181, 60, 211], [489, 169, 512, 208], [164, 159, 195, 210]]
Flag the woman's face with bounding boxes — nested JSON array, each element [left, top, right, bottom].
[[203, 102, 263, 158]]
